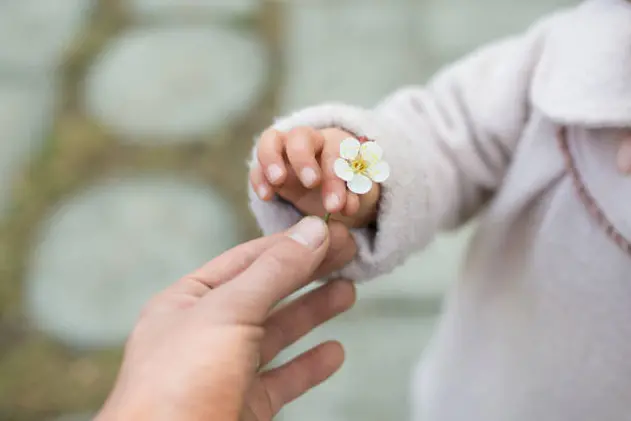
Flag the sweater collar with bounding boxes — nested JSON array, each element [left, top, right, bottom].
[[531, 0, 631, 127]]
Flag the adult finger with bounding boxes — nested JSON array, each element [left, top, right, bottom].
[[312, 221, 356, 280], [168, 220, 354, 300], [259, 279, 355, 366], [260, 341, 345, 416], [285, 127, 324, 188], [258, 129, 288, 186], [168, 232, 286, 298], [209, 217, 330, 322]]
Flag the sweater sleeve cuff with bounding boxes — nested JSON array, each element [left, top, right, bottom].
[[249, 103, 438, 281]]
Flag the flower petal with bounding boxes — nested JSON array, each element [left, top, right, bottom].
[[359, 141, 383, 165], [366, 161, 390, 183], [340, 138, 360, 160], [334, 158, 355, 181], [347, 174, 373, 194]]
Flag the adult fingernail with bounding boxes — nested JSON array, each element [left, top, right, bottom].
[[618, 140, 631, 174], [325, 193, 340, 212], [267, 164, 283, 183], [301, 167, 318, 187], [288, 217, 327, 250]]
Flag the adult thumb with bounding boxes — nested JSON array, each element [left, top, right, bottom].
[[208, 217, 331, 322]]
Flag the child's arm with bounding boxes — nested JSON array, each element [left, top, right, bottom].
[[249, 15, 556, 281]]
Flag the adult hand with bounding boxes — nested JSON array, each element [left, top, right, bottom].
[[95, 217, 356, 421]]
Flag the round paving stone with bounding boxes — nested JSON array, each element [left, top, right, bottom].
[[129, 0, 259, 19], [0, 0, 95, 72], [84, 27, 267, 142], [0, 82, 55, 217], [26, 178, 241, 349]]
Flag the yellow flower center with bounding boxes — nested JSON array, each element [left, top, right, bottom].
[[350, 157, 368, 174]]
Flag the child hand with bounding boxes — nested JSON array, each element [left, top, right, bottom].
[[250, 127, 380, 228]]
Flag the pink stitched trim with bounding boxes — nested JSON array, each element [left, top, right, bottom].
[[557, 127, 631, 256], [329, 126, 371, 144]]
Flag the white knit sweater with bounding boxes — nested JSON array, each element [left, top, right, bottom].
[[249, 1, 631, 419]]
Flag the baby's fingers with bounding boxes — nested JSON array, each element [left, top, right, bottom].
[[250, 164, 273, 201], [320, 134, 349, 214], [286, 127, 324, 188], [342, 192, 360, 217], [258, 129, 288, 186]]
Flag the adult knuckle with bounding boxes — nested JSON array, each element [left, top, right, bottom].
[[261, 250, 293, 276], [262, 243, 308, 276]]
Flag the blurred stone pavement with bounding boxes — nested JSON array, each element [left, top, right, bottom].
[[0, 1, 577, 420]]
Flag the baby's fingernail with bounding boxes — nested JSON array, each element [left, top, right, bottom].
[[325, 193, 340, 212], [267, 164, 284, 183], [300, 167, 318, 187], [257, 185, 269, 200], [618, 141, 631, 174], [288, 217, 327, 250]]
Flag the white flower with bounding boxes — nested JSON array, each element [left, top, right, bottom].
[[333, 137, 390, 194]]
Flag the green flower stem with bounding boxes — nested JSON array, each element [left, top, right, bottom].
[[323, 213, 331, 223]]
